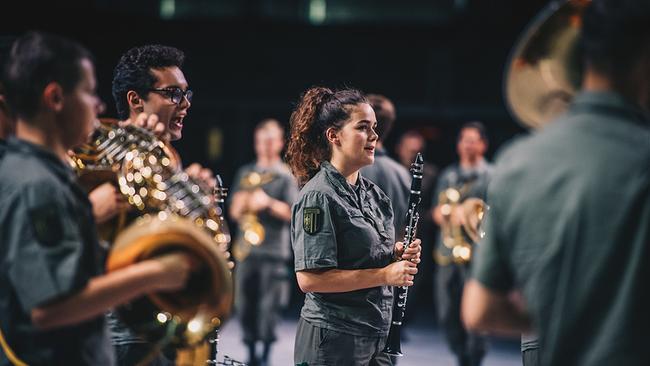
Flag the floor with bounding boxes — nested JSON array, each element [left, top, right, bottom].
[[214, 314, 522, 366]]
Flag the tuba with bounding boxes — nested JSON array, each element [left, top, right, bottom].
[[69, 119, 233, 362], [230, 171, 275, 261], [504, 0, 591, 129]]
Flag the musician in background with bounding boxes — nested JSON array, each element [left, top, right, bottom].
[[109, 43, 214, 366], [432, 121, 492, 366], [286, 87, 421, 366], [463, 0, 650, 365], [0, 31, 194, 366], [228, 118, 298, 366], [360, 94, 410, 236]]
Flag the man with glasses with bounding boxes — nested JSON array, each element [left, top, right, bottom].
[[113, 44, 192, 142], [109, 44, 208, 366]]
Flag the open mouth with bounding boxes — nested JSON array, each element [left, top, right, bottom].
[[170, 116, 184, 130], [364, 146, 375, 153]]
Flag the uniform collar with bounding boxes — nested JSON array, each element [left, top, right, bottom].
[[7, 137, 77, 184], [321, 161, 369, 207], [570, 91, 650, 127]]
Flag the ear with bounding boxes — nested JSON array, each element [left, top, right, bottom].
[[127, 90, 144, 114], [42, 82, 65, 113], [325, 127, 340, 146]]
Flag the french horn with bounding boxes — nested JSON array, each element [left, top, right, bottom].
[[435, 187, 487, 265], [69, 119, 233, 360]]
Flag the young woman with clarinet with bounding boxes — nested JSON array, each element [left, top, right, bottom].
[[286, 86, 422, 366]]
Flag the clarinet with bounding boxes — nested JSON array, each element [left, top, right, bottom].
[[382, 152, 424, 356]]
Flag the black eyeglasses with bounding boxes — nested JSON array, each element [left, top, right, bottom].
[[148, 87, 193, 104]]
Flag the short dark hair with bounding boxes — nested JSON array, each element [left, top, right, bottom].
[[112, 44, 185, 120], [366, 94, 396, 142], [580, 0, 650, 87], [3, 32, 91, 120], [458, 121, 488, 143]]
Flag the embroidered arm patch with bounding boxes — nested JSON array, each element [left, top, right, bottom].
[[29, 204, 64, 247], [303, 207, 322, 234]]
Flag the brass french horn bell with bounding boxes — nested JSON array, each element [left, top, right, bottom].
[[504, 0, 591, 129], [106, 213, 233, 347]]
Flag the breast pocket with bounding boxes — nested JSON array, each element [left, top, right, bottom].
[[363, 204, 392, 241]]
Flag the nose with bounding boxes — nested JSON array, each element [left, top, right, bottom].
[[179, 94, 191, 109], [369, 126, 379, 141]]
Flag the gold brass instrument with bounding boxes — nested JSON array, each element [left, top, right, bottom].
[[435, 186, 487, 265], [106, 213, 232, 348], [69, 119, 233, 361], [231, 171, 275, 261], [504, 0, 591, 129], [69, 118, 183, 242]]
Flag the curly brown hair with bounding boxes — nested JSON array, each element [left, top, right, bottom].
[[285, 86, 367, 187]]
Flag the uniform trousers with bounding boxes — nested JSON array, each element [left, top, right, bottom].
[[294, 318, 393, 366], [436, 263, 486, 366], [235, 255, 289, 344]]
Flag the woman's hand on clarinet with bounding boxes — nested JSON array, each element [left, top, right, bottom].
[[394, 238, 422, 264], [383, 260, 418, 287]]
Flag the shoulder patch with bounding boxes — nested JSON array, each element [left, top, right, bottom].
[[303, 207, 322, 234], [29, 204, 63, 247]]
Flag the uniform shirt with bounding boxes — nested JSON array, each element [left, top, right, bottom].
[[472, 91, 650, 366], [432, 160, 492, 263], [231, 161, 299, 260], [0, 138, 114, 366], [291, 161, 395, 336], [361, 147, 411, 236]]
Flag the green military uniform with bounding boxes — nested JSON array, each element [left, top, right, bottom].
[[433, 160, 492, 366], [0, 138, 114, 366], [360, 147, 411, 234], [292, 161, 395, 366], [231, 162, 299, 345], [472, 91, 650, 366], [521, 334, 539, 366]]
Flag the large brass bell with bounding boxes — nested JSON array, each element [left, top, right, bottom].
[[504, 0, 591, 129], [106, 213, 233, 349]]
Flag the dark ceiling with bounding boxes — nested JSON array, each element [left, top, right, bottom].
[[2, 0, 551, 184]]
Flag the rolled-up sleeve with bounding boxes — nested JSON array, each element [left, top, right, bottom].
[[291, 191, 338, 271], [6, 183, 90, 312]]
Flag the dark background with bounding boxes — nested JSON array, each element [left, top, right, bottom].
[[2, 0, 551, 183], [3, 0, 550, 316]]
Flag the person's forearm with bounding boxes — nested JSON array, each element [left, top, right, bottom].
[[31, 260, 164, 330], [228, 191, 248, 221], [297, 268, 385, 293], [461, 280, 531, 337], [266, 198, 292, 222]]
